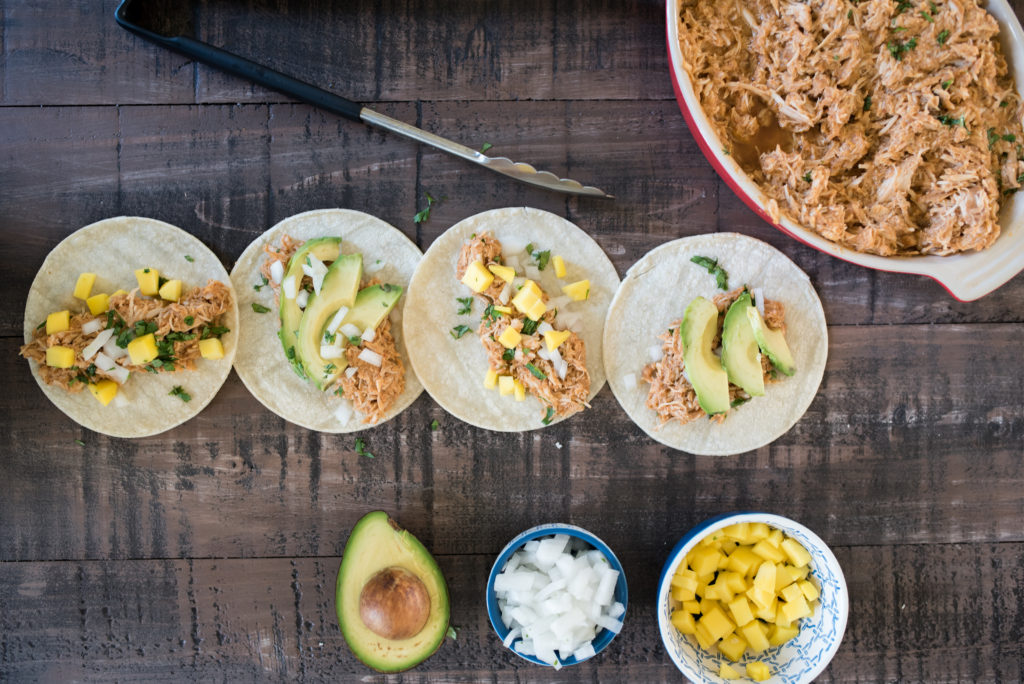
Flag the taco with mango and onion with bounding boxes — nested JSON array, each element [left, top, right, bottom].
[[230, 209, 423, 432], [603, 233, 827, 455], [20, 217, 238, 438], [403, 207, 620, 431]]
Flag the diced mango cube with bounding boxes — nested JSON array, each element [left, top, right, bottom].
[[719, 663, 741, 680], [671, 567, 697, 588], [511, 280, 544, 315], [552, 255, 567, 278], [127, 333, 158, 365], [484, 368, 498, 389], [753, 561, 777, 593], [705, 582, 732, 603], [776, 563, 801, 593], [699, 606, 735, 642], [73, 272, 96, 300], [497, 326, 522, 349], [799, 579, 820, 602], [513, 379, 526, 401], [493, 305, 513, 315], [46, 310, 70, 334], [561, 279, 590, 301], [487, 263, 515, 283], [698, 597, 720, 616], [521, 279, 543, 299], [780, 583, 804, 605], [752, 540, 786, 563], [134, 268, 160, 296], [780, 594, 812, 622], [682, 600, 701, 614], [746, 661, 772, 682], [671, 585, 695, 602], [781, 538, 812, 568], [526, 298, 547, 321], [746, 584, 774, 612], [158, 279, 182, 302], [769, 623, 800, 647], [86, 293, 110, 315], [671, 609, 696, 635], [739, 620, 770, 653], [88, 380, 118, 406], [689, 547, 724, 578], [543, 328, 571, 352], [498, 375, 515, 396], [722, 523, 750, 543], [461, 261, 494, 293], [717, 632, 748, 662], [198, 338, 224, 360], [695, 579, 709, 598], [748, 522, 770, 541], [727, 596, 755, 628], [766, 528, 784, 548], [755, 597, 778, 623], [726, 546, 761, 577], [45, 345, 76, 368], [693, 621, 715, 650], [721, 571, 747, 594]]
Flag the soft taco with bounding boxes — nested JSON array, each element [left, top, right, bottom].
[[20, 216, 239, 438], [230, 209, 423, 432], [404, 207, 620, 431], [603, 233, 827, 455]]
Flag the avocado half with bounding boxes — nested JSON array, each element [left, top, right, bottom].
[[336, 511, 450, 673]]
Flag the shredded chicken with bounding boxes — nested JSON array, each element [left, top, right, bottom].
[[337, 318, 405, 423], [678, 0, 1024, 255], [642, 288, 785, 427]]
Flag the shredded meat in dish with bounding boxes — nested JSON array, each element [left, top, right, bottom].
[[642, 288, 785, 427], [678, 0, 1024, 255], [458, 232, 590, 420]]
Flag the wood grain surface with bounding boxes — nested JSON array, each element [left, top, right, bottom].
[[2, 0, 1023, 682]]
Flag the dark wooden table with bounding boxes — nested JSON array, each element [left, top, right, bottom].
[[2, 1, 1023, 681]]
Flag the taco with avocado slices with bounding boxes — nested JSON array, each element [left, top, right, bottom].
[[603, 233, 827, 455], [403, 207, 620, 431], [20, 216, 238, 438], [230, 209, 423, 432]]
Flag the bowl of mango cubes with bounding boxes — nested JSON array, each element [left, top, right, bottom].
[[657, 512, 847, 683]]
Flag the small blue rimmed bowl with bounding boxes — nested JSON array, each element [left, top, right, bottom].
[[486, 523, 628, 668], [658, 512, 848, 684]]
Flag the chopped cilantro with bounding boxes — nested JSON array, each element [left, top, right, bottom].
[[722, 147, 730, 156], [414, 192, 438, 224], [1000, 100, 1010, 108], [937, 113, 966, 130], [989, 127, 1000, 149], [348, 335, 361, 346], [134, 320, 158, 337], [324, 363, 337, 376], [937, 29, 950, 44], [530, 246, 551, 271], [941, 79, 952, 89], [690, 255, 729, 290], [200, 325, 230, 340], [1004, 134, 1017, 143], [75, 439, 85, 446], [863, 95, 872, 111], [184, 315, 194, 326], [482, 304, 501, 323], [456, 296, 473, 315], [85, 364, 97, 377], [36, 320, 45, 331], [251, 302, 271, 314], [887, 37, 917, 61], [502, 348, 515, 363], [169, 386, 192, 402], [431, 419, 440, 431], [143, 268, 150, 274], [480, 142, 493, 154], [254, 276, 268, 291], [355, 438, 374, 459], [731, 397, 750, 408], [803, 171, 812, 183], [164, 331, 196, 342], [525, 362, 547, 380], [847, 9, 853, 20], [521, 318, 539, 335], [542, 406, 556, 425], [920, 9, 933, 21], [895, 0, 913, 14], [525, 243, 534, 255], [323, 330, 336, 344], [450, 325, 472, 339], [334, 387, 344, 397], [184, 255, 194, 262]]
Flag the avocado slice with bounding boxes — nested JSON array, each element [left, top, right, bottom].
[[294, 254, 364, 389], [721, 292, 765, 397], [680, 296, 731, 415], [746, 304, 796, 376], [278, 238, 343, 377], [336, 511, 450, 673]]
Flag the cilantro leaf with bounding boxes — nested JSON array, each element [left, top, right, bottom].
[[450, 325, 472, 339], [690, 255, 729, 290], [251, 302, 271, 314], [355, 438, 374, 458], [456, 296, 473, 315], [169, 386, 192, 402]]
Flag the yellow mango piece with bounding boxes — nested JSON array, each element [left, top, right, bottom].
[[671, 585, 695, 602], [497, 326, 522, 349], [721, 540, 738, 555], [693, 621, 715, 650], [513, 379, 526, 401], [88, 380, 118, 406], [739, 620, 770, 654], [561, 279, 590, 301], [521, 279, 543, 299], [73, 272, 96, 300], [746, 661, 772, 682], [721, 571, 747, 594], [726, 546, 761, 577], [776, 563, 801, 593], [671, 609, 696, 635], [719, 663, 741, 680], [754, 596, 777, 623], [769, 623, 800, 647], [127, 333, 158, 365], [698, 597, 720, 616], [487, 263, 515, 283], [727, 596, 755, 628], [688, 547, 724, 578], [781, 538, 812, 568], [461, 261, 494, 293], [699, 606, 735, 642], [748, 522, 770, 541], [753, 561, 777, 593], [766, 528, 784, 548], [774, 611, 793, 629], [722, 523, 750, 543], [86, 293, 110, 315], [671, 567, 697, 586], [704, 582, 731, 603], [695, 580, 709, 598], [158, 279, 182, 302], [543, 328, 571, 352], [717, 632, 748, 662], [110, 289, 127, 298], [682, 599, 701, 614], [198, 338, 224, 360], [45, 345, 76, 368], [780, 594, 812, 622], [510, 280, 543, 314], [45, 310, 70, 334], [552, 255, 567, 278], [799, 579, 820, 602], [746, 584, 774, 612], [752, 540, 786, 563], [484, 368, 498, 389], [526, 298, 547, 321], [134, 268, 160, 296], [498, 375, 515, 396], [493, 305, 513, 315], [780, 583, 804, 604]]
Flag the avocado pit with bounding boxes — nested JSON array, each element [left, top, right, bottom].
[[359, 566, 431, 640]]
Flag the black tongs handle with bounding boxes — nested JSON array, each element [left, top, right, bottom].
[[114, 0, 363, 122]]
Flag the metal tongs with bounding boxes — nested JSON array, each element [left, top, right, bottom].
[[114, 1, 612, 199]]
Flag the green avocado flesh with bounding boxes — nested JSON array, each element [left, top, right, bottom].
[[278, 238, 343, 377], [746, 304, 796, 376], [680, 296, 731, 415], [721, 292, 765, 397], [336, 511, 450, 673], [293, 254, 364, 389]]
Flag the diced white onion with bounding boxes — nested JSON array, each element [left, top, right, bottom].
[[502, 235, 529, 255], [102, 336, 128, 360], [345, 367, 358, 378], [622, 373, 637, 392], [320, 345, 344, 359], [505, 255, 522, 272], [555, 359, 568, 381], [537, 346, 551, 361], [572, 642, 596, 661], [82, 328, 115, 361], [327, 307, 349, 334], [361, 327, 376, 342], [107, 365, 131, 385], [269, 260, 284, 284], [81, 318, 104, 335], [753, 287, 766, 318], [282, 275, 297, 300], [548, 295, 571, 311], [358, 348, 383, 367], [93, 352, 116, 372], [366, 259, 386, 274], [549, 346, 562, 366], [295, 289, 309, 310], [608, 602, 625, 619], [537, 321, 554, 336], [502, 627, 521, 648], [334, 401, 353, 424], [498, 281, 513, 305], [340, 323, 361, 339], [649, 345, 663, 362], [301, 254, 329, 295], [525, 265, 541, 281]]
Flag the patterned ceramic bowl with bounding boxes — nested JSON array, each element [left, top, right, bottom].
[[486, 523, 628, 668], [657, 513, 848, 683]]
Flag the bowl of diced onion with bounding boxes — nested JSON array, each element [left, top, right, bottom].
[[486, 523, 628, 669], [658, 512, 848, 683]]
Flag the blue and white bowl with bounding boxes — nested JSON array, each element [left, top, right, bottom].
[[657, 512, 848, 683], [486, 523, 629, 667]]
